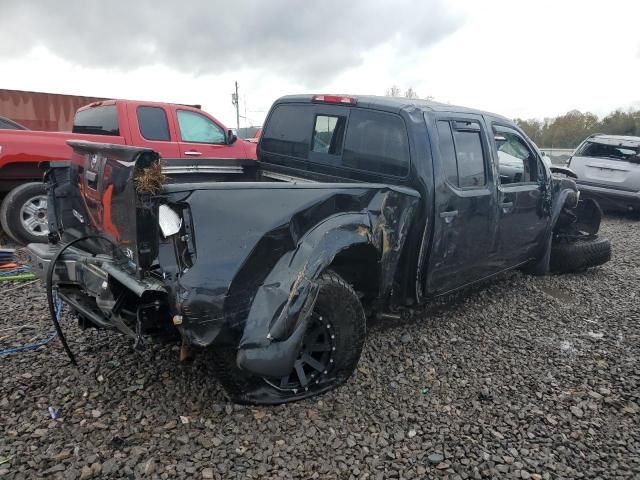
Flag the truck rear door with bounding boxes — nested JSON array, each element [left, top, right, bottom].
[[425, 113, 500, 294], [122, 102, 181, 158]]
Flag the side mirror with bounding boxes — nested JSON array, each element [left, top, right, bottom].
[[541, 151, 547, 157], [227, 129, 237, 145]]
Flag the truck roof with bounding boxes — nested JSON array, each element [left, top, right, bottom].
[[77, 98, 202, 112], [275, 94, 511, 122]]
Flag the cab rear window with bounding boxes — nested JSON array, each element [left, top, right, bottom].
[[261, 104, 314, 159], [262, 103, 410, 176], [73, 105, 119, 136]]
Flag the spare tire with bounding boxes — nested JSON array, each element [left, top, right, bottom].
[[550, 236, 611, 273]]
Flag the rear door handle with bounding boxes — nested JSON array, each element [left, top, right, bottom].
[[439, 210, 458, 223], [184, 151, 202, 156]]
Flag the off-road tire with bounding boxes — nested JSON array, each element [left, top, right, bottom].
[[211, 270, 366, 405], [0, 182, 48, 245], [550, 236, 611, 273]]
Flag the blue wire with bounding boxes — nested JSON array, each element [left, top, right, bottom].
[[0, 264, 31, 276], [0, 292, 64, 357], [0, 267, 31, 277], [0, 333, 58, 356]]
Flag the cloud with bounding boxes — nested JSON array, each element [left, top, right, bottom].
[[0, 0, 463, 86]]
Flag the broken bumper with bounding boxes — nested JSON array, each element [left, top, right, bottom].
[[25, 242, 312, 379], [577, 182, 640, 211], [25, 242, 166, 331]]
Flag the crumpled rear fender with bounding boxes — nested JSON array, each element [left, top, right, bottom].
[[238, 212, 372, 348], [170, 185, 419, 370], [233, 189, 419, 378], [235, 212, 372, 377]]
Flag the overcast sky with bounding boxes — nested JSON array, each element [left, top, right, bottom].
[[1, 0, 639, 128]]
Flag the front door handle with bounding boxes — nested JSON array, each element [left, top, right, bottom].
[[439, 210, 458, 223], [184, 151, 202, 156], [500, 201, 514, 213]]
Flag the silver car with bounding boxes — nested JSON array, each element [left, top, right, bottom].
[[569, 134, 640, 211]]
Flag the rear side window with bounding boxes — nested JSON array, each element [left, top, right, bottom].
[[436, 120, 486, 188], [262, 104, 314, 159], [436, 121, 458, 186], [453, 128, 486, 187], [312, 115, 346, 154], [137, 106, 170, 141], [343, 109, 410, 176], [73, 105, 119, 136]]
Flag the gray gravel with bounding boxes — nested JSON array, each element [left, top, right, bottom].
[[1, 215, 639, 479]]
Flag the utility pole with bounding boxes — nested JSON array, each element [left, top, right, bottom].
[[231, 81, 240, 132]]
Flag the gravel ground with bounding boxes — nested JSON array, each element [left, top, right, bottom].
[[1, 215, 639, 480]]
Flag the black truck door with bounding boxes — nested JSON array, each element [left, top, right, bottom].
[[425, 113, 500, 295], [490, 124, 548, 265]]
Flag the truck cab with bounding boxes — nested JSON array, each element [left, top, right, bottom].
[[259, 95, 552, 298], [73, 100, 253, 160]]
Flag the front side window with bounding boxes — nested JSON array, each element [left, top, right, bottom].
[[312, 115, 346, 154], [137, 106, 170, 141], [343, 109, 410, 176], [494, 127, 537, 184], [177, 110, 225, 144], [73, 105, 119, 136], [453, 127, 486, 188]]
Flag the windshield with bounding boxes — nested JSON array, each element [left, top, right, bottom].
[[577, 140, 640, 162]]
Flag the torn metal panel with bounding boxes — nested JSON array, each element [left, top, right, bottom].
[[164, 186, 419, 378], [549, 165, 578, 179]]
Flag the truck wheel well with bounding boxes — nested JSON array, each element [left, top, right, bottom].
[[328, 244, 379, 308]]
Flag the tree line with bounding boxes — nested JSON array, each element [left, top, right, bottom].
[[385, 85, 432, 101], [515, 109, 640, 148]]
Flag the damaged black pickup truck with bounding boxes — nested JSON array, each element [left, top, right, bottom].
[[27, 94, 611, 404]]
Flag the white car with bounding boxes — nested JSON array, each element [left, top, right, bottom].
[[568, 134, 640, 211]]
